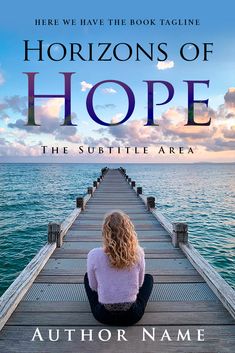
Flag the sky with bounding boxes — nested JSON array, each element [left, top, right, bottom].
[[0, 0, 234, 163]]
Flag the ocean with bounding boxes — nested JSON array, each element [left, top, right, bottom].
[[0, 163, 234, 296]]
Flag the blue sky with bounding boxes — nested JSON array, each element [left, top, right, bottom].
[[0, 0, 234, 162]]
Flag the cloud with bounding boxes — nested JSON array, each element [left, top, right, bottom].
[[205, 138, 235, 152], [216, 88, 235, 122], [156, 60, 174, 70], [94, 104, 116, 110], [0, 102, 8, 113], [159, 105, 216, 142], [221, 125, 235, 139], [111, 113, 125, 124], [0, 138, 41, 157], [55, 113, 82, 143], [97, 88, 235, 152], [80, 81, 93, 92], [2, 87, 235, 156], [4, 95, 27, 113], [83, 136, 112, 146], [224, 88, 235, 108], [0, 96, 27, 125], [7, 98, 82, 143], [102, 88, 117, 94], [8, 118, 26, 130], [99, 118, 164, 145], [8, 98, 64, 133], [0, 72, 5, 85]]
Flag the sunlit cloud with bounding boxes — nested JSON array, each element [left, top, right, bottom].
[[1, 87, 235, 161], [102, 88, 117, 94], [224, 87, 235, 108], [156, 60, 174, 70], [80, 81, 93, 92]]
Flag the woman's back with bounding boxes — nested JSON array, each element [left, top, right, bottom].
[[84, 210, 153, 325], [87, 246, 145, 304]]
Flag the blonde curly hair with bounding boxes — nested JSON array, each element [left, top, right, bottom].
[[102, 210, 139, 269]]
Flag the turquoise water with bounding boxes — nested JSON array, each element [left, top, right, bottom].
[[0, 163, 234, 296]]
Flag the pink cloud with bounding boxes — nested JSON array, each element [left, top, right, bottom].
[[98, 88, 235, 152]]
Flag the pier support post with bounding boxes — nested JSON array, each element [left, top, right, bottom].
[[97, 177, 100, 183], [48, 222, 62, 248], [101, 167, 108, 176], [87, 187, 93, 196], [93, 181, 98, 188], [119, 167, 126, 175], [172, 222, 188, 248], [131, 181, 136, 188], [137, 187, 142, 195], [76, 196, 84, 210], [147, 196, 155, 210]]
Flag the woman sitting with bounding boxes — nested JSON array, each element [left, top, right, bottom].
[[84, 210, 153, 325]]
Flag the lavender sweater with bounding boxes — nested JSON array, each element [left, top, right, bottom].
[[87, 246, 145, 304]]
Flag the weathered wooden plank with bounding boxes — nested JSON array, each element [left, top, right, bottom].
[[85, 204, 146, 208], [71, 222, 163, 227], [7, 311, 235, 326], [61, 241, 175, 251], [34, 274, 204, 283], [60, 208, 82, 239], [64, 236, 171, 242], [40, 268, 199, 276], [87, 201, 144, 205], [66, 229, 170, 236], [90, 196, 139, 199], [77, 216, 157, 222], [72, 219, 163, 226], [51, 251, 184, 259], [43, 258, 194, 271], [52, 247, 181, 256], [70, 226, 166, 231], [151, 209, 174, 236], [16, 301, 225, 313], [77, 214, 158, 220], [83, 209, 148, 214]]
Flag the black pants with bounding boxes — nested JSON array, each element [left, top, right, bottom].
[[84, 272, 153, 326]]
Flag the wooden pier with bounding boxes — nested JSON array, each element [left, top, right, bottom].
[[0, 167, 235, 352]]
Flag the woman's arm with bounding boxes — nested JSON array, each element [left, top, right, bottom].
[[139, 247, 145, 287], [87, 251, 98, 291]]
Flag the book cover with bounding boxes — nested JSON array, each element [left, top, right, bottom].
[[0, 0, 234, 352]]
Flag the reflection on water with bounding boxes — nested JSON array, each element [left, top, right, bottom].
[[0, 163, 234, 296]]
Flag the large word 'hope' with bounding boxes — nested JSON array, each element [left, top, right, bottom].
[[24, 73, 211, 127]]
